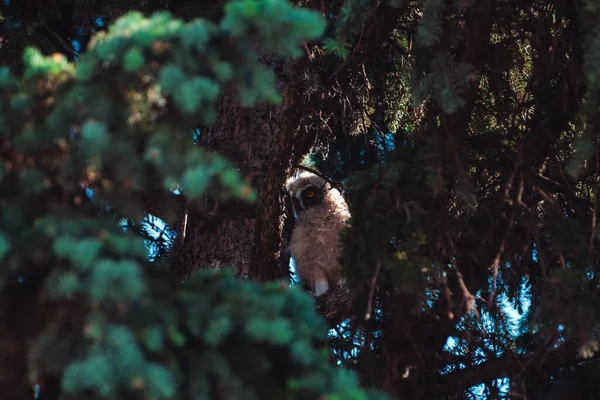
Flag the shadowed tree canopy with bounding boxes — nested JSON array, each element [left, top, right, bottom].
[[1, 0, 600, 399]]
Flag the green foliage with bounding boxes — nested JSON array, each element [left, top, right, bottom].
[[0, 2, 390, 399], [80, 120, 111, 157], [0, 232, 9, 260], [23, 47, 75, 79], [411, 0, 480, 114], [341, 157, 441, 306], [415, 0, 445, 48], [221, 0, 325, 57], [303, 0, 600, 397], [5, 0, 600, 397], [321, 0, 371, 59], [322, 37, 351, 60]]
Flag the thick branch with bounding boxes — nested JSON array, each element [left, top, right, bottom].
[[315, 285, 352, 326]]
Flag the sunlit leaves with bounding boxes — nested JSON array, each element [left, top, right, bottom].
[[578, 339, 600, 359], [22, 47, 75, 79]]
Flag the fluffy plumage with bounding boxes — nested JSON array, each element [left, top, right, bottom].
[[286, 172, 351, 296]]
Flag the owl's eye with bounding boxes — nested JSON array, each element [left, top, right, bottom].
[[306, 190, 315, 198]]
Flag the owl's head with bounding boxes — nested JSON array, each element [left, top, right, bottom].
[[285, 172, 328, 212]]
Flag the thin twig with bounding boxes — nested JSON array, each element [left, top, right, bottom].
[[558, 252, 567, 269], [454, 264, 480, 320], [533, 185, 558, 207], [441, 274, 456, 320], [590, 142, 599, 254], [365, 261, 381, 321], [488, 207, 517, 307], [39, 18, 75, 57], [504, 144, 524, 203], [302, 42, 313, 60]]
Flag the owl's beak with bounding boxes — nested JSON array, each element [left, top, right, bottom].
[[292, 196, 304, 211]]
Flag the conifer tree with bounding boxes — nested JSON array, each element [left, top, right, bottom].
[[2, 0, 600, 399], [0, 3, 390, 399]]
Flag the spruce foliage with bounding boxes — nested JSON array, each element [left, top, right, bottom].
[[0, 3, 388, 399], [3, 0, 600, 398], [299, 0, 600, 398]]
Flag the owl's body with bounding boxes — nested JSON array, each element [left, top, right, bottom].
[[286, 172, 350, 296]]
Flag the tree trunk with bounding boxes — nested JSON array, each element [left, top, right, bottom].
[[168, 58, 316, 283]]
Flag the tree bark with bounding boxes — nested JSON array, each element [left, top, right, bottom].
[[168, 58, 317, 282]]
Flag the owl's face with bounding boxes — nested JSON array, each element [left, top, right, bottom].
[[286, 172, 329, 213], [293, 185, 324, 212]]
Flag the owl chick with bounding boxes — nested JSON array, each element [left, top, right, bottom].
[[286, 172, 351, 296]]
